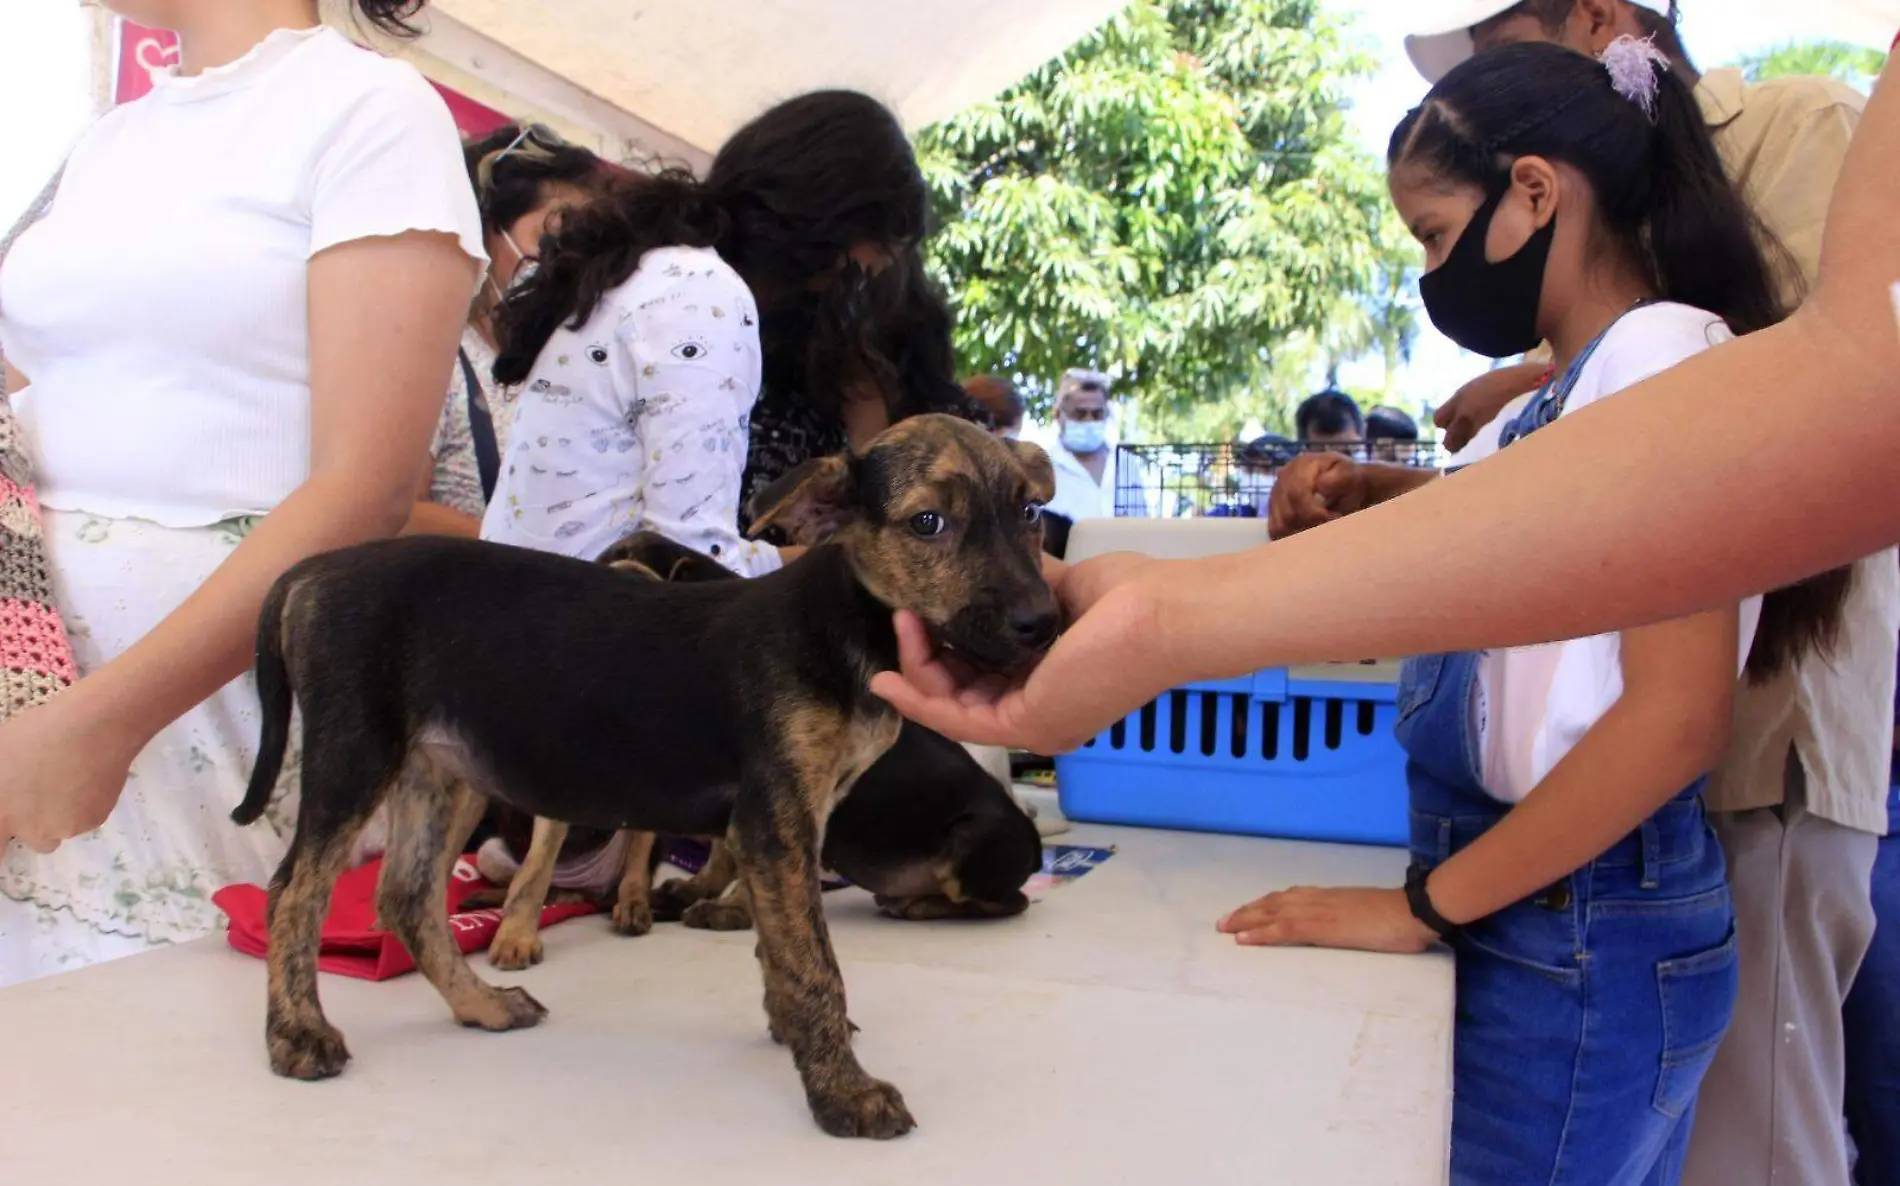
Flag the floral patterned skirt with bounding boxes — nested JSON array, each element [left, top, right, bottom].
[[0, 510, 297, 986]]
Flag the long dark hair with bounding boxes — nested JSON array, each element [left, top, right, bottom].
[[349, 0, 429, 37], [757, 245, 980, 425], [462, 124, 603, 241], [493, 90, 927, 386], [1390, 41, 1849, 680]]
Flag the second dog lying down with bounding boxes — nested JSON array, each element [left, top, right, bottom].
[[473, 530, 1044, 967]]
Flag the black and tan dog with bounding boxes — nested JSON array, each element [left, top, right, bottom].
[[470, 530, 1043, 964], [233, 414, 1056, 1139]]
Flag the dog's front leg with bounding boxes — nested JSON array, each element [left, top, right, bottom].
[[732, 785, 914, 1140], [610, 830, 657, 936], [488, 815, 568, 970]]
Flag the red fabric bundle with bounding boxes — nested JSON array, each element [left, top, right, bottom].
[[213, 855, 598, 981]]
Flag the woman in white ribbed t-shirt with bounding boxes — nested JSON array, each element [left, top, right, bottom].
[[0, 0, 485, 985]]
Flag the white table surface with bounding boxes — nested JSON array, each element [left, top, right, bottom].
[[0, 821, 1451, 1186]]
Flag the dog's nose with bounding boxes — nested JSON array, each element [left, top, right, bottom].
[[1008, 608, 1060, 651]]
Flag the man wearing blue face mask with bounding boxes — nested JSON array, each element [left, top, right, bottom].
[[1043, 368, 1149, 524]]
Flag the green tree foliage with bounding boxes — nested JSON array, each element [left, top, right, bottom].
[[1737, 40, 1887, 85], [915, 0, 1405, 430]]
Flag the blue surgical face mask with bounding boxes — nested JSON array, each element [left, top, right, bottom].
[[1061, 419, 1108, 454]]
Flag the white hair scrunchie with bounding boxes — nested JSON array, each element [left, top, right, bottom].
[[1601, 34, 1671, 118]]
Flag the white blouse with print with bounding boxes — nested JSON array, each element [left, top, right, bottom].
[[480, 245, 779, 575]]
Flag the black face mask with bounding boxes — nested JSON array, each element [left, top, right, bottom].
[[1417, 182, 1557, 360]]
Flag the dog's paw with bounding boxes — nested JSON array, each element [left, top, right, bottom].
[[810, 1077, 915, 1140], [649, 877, 701, 922], [487, 925, 544, 971], [453, 985, 549, 1032], [267, 1019, 351, 1081], [682, 897, 753, 932], [611, 897, 653, 937]]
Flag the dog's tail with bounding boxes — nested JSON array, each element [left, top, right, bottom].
[[233, 578, 296, 826]]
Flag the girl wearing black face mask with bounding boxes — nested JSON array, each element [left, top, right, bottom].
[[1256, 37, 1853, 1185]]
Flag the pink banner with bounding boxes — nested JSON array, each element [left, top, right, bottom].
[[113, 18, 514, 137], [113, 20, 177, 105]]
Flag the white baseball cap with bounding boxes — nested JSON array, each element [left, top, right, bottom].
[[1404, 1, 1677, 84]]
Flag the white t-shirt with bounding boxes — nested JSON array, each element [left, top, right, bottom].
[[0, 27, 484, 528], [1045, 438, 1153, 522], [1459, 303, 1764, 803], [480, 245, 778, 576]]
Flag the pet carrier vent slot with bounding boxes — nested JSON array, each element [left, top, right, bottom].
[[1292, 698, 1312, 761], [1260, 702, 1281, 759]]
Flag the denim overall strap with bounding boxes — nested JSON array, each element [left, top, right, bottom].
[[1396, 650, 1494, 869], [1497, 301, 1652, 448]]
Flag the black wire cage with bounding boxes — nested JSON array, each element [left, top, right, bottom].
[[1115, 441, 1444, 519]]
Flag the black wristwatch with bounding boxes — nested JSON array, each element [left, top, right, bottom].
[[1405, 862, 1461, 941]]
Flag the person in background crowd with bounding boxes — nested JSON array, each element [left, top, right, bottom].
[[1843, 613, 1900, 1184], [408, 122, 604, 539], [1365, 405, 1421, 462], [1044, 367, 1147, 525], [1408, 8, 1895, 1184], [1294, 389, 1365, 453], [1218, 432, 1296, 521], [963, 374, 1024, 439], [0, 0, 484, 984], [484, 89, 930, 574]]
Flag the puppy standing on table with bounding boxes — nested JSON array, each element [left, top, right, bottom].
[[233, 415, 1058, 1139]]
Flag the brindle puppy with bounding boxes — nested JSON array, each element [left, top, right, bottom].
[[476, 530, 1043, 957], [234, 415, 1055, 1140]]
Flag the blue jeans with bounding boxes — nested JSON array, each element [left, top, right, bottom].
[[1397, 651, 1740, 1186], [1844, 784, 1900, 1184]]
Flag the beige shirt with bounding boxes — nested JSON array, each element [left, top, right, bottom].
[[1696, 68, 1897, 832]]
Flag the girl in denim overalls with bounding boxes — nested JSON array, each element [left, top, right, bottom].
[[1219, 41, 1853, 1185]]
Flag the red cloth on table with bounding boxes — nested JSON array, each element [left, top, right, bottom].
[[213, 855, 598, 982]]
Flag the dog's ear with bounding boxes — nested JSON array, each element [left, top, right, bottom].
[[1005, 439, 1057, 505], [745, 454, 856, 545]]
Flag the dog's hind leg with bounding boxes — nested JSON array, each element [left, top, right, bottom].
[[265, 725, 400, 1081], [264, 826, 364, 1081], [651, 837, 739, 922], [487, 815, 568, 971], [610, 830, 657, 936], [381, 763, 547, 1032]]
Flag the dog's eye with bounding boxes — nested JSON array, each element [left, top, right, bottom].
[[1021, 502, 1044, 524], [909, 511, 947, 538]]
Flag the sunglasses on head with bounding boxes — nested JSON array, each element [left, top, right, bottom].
[[475, 123, 571, 193]]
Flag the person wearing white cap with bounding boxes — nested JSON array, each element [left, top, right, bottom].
[[1411, 8, 1889, 1183]]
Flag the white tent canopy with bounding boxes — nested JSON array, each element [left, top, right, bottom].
[[341, 0, 1131, 170]]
